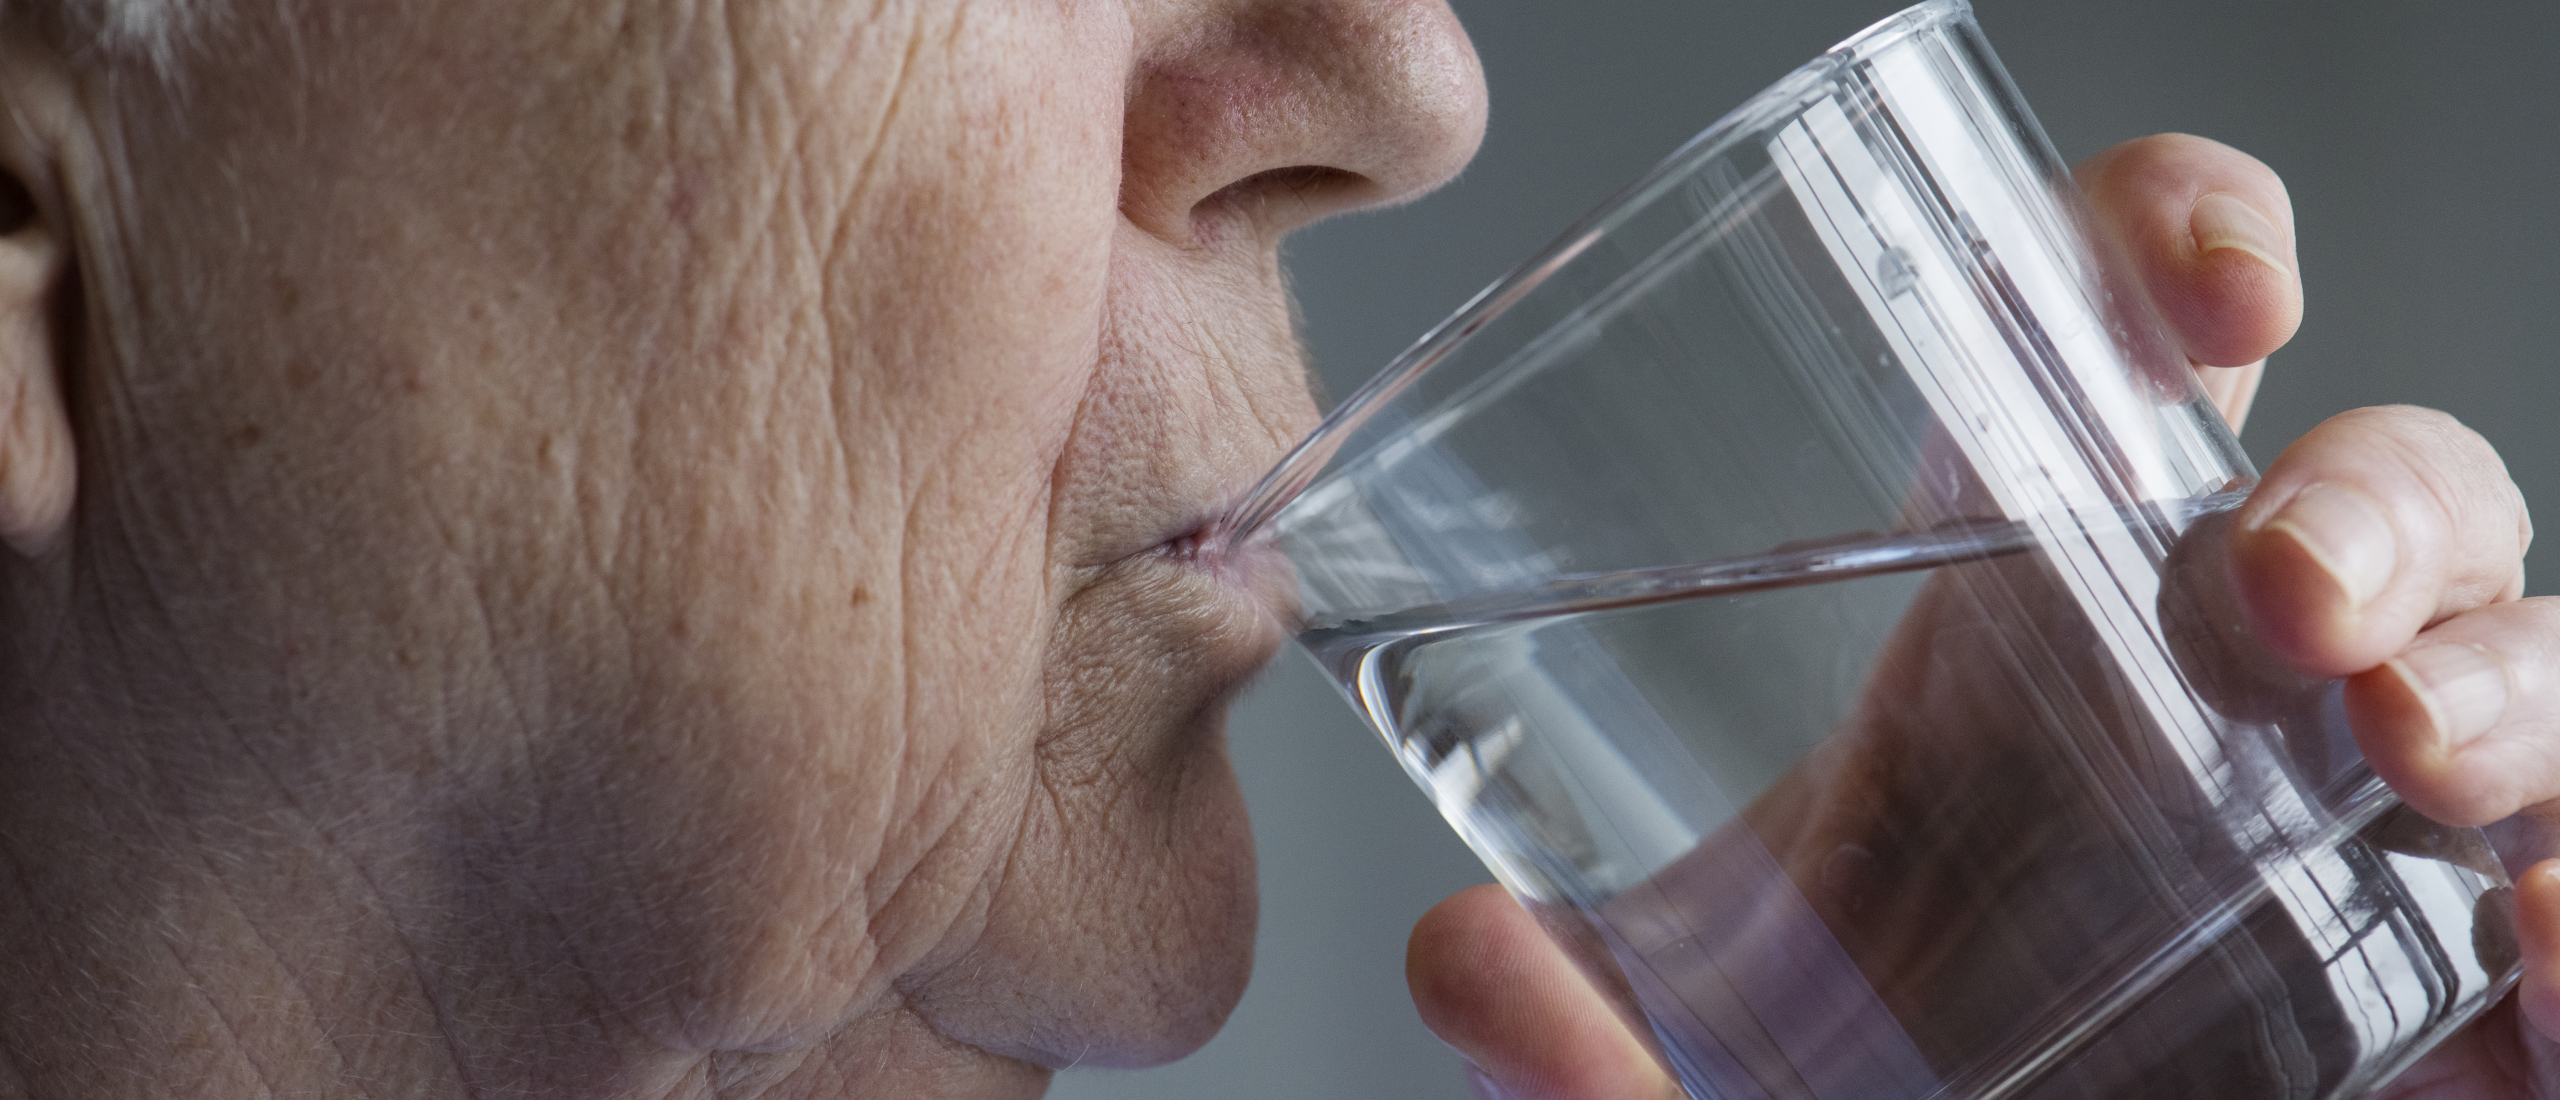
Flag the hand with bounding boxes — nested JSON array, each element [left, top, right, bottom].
[[1406, 134, 2559, 1099]]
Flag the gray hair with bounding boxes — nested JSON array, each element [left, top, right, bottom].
[[10, 0, 204, 72]]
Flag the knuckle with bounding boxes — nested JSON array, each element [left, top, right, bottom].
[[2333, 405, 2524, 561]]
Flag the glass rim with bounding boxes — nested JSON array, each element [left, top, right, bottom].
[[1212, 0, 1978, 551]]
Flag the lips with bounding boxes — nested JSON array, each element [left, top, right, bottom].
[[1021, 482, 1299, 764], [1119, 522, 1295, 667]]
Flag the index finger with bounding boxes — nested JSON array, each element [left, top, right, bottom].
[[2077, 134, 2302, 428]]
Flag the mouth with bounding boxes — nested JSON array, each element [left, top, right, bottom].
[[1039, 513, 1298, 772], [1153, 517, 1252, 584], [1134, 499, 1304, 622]]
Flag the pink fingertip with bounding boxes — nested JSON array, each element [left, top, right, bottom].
[[2520, 860, 2560, 1040]]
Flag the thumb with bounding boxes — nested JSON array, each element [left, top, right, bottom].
[[1408, 884, 1680, 1100]]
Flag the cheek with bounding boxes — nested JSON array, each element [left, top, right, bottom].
[[107, 0, 1225, 1061], [297, 0, 1135, 1056], [553, 14, 1139, 1050]]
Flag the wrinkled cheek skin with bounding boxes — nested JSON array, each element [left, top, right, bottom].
[[421, 0, 1168, 1065], [99, 0, 1298, 1076], [896, 284, 1305, 1067]]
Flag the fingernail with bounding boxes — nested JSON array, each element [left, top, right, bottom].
[[2391, 643, 2510, 750], [2261, 483, 2398, 612], [2190, 192, 2291, 276]]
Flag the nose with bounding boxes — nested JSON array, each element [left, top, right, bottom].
[[1119, 0, 1489, 245]]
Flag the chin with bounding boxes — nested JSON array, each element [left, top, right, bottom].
[[906, 692, 1263, 1073], [1073, 704, 1264, 1070], [879, 505, 1293, 1068]]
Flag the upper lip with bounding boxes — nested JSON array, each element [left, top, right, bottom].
[[1076, 459, 1293, 575]]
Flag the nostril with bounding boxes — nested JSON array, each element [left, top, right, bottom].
[[1195, 164, 1373, 228], [0, 173, 34, 237], [1234, 165, 1363, 196]]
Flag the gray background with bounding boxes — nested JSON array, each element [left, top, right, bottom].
[[1053, 1, 2560, 1097]]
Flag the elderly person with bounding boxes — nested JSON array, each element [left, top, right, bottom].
[[0, 0, 2548, 1097]]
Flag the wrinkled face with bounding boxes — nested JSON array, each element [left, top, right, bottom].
[[57, 0, 1479, 1073]]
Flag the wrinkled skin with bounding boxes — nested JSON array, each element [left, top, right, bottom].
[[0, 1, 1481, 1096], [0, 3, 2550, 1100]]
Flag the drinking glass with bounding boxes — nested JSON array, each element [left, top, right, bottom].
[[1214, 3, 2519, 1097]]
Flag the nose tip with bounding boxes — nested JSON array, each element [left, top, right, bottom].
[[1309, 0, 1489, 207], [1121, 0, 1488, 243]]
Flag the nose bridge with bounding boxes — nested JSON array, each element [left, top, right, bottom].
[[1120, 0, 1487, 241]]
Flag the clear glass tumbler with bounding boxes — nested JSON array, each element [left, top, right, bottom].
[[1213, 3, 2519, 1098]]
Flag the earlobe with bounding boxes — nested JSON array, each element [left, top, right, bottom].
[[0, 154, 79, 558]]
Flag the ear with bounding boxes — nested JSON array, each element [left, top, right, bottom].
[[0, 31, 80, 558]]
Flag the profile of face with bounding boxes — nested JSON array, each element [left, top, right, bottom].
[[0, 0, 1485, 1092]]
